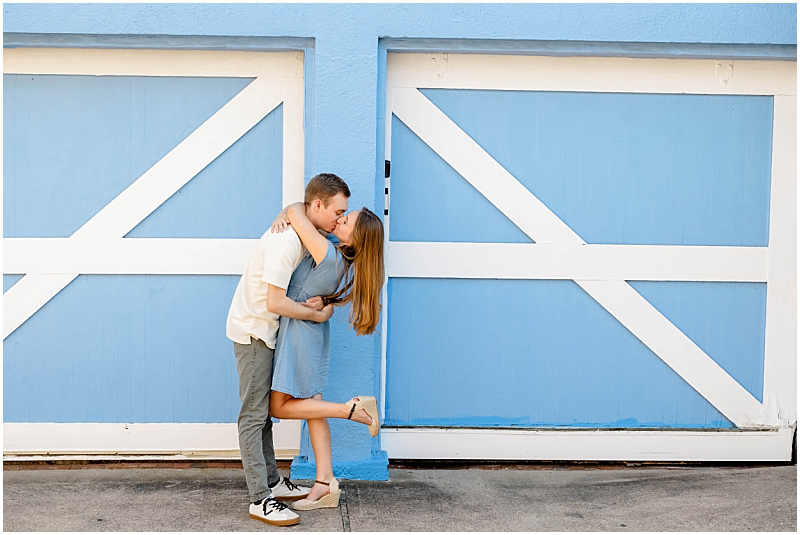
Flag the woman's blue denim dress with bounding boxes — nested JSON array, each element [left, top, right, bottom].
[[271, 241, 345, 399]]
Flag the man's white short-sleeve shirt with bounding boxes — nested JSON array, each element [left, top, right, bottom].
[[226, 227, 307, 348]]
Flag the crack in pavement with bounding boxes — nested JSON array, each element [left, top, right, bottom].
[[340, 486, 351, 532]]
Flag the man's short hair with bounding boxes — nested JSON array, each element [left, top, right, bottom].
[[304, 173, 351, 206]]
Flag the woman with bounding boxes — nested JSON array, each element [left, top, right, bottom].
[[268, 201, 385, 510]]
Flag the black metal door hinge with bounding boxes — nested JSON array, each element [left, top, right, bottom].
[[384, 160, 390, 216]]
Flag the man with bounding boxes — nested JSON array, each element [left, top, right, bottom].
[[226, 173, 350, 526]]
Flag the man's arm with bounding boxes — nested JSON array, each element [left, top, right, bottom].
[[267, 284, 333, 322]]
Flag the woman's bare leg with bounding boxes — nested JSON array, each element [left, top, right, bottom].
[[270, 391, 372, 425], [306, 412, 334, 502], [271, 392, 371, 502]]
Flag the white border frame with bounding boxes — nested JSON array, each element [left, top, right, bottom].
[[382, 427, 794, 462], [3, 422, 301, 460], [383, 53, 796, 460]]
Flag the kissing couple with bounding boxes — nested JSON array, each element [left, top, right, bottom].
[[226, 173, 384, 526]]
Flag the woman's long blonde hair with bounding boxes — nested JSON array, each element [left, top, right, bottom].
[[324, 208, 385, 336]]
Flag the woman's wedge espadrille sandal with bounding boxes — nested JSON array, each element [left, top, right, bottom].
[[346, 396, 381, 437], [291, 478, 340, 510]]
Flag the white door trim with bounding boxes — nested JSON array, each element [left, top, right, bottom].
[[387, 53, 796, 96], [381, 427, 794, 462], [3, 422, 301, 460], [3, 47, 302, 79], [4, 238, 259, 275], [387, 242, 768, 282], [762, 94, 798, 427]]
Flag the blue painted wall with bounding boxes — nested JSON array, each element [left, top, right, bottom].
[[5, 4, 797, 44], [3, 3, 796, 476]]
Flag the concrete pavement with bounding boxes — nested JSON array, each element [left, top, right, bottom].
[[3, 465, 796, 531]]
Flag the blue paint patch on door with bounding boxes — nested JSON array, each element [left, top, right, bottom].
[[418, 89, 773, 247], [385, 278, 738, 428]]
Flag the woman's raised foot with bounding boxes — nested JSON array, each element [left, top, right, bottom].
[[345, 396, 380, 437], [347, 404, 373, 426]]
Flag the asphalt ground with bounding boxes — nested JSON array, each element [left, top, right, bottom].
[[3, 464, 796, 532]]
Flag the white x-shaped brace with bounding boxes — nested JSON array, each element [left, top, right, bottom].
[[390, 87, 767, 428], [3, 78, 283, 340]]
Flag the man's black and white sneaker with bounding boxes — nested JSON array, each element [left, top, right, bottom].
[[249, 497, 300, 526], [270, 476, 310, 501]]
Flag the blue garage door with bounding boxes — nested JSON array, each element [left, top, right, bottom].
[[4, 58, 291, 424], [385, 87, 773, 429]]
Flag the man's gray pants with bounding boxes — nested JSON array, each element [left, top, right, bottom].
[[234, 337, 281, 503]]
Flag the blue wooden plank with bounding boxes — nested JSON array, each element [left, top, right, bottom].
[[172, 276, 191, 422], [416, 89, 773, 247], [741, 100, 775, 245], [185, 275, 241, 422], [97, 275, 130, 421], [4, 284, 55, 422], [3, 75, 17, 236], [385, 278, 764, 428], [70, 276, 89, 422], [129, 276, 148, 422], [143, 275, 175, 422], [3, 74, 253, 238]]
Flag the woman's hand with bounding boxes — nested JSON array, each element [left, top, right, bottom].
[[301, 296, 325, 311], [271, 202, 306, 233], [271, 207, 291, 233]]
